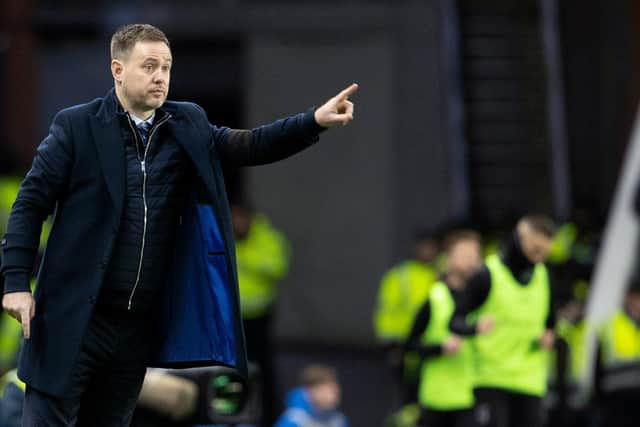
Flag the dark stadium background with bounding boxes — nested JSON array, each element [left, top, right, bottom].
[[2, 1, 639, 425]]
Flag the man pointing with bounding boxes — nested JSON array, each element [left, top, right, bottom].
[[0, 23, 357, 425]]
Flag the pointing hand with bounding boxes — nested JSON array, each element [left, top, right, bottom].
[[314, 83, 359, 128]]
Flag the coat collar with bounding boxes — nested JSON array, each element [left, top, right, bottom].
[[94, 88, 175, 124], [90, 88, 217, 213]]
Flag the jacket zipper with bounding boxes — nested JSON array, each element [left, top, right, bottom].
[[126, 113, 171, 311]]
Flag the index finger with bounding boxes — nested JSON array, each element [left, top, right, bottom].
[[337, 83, 359, 101], [21, 310, 30, 339]]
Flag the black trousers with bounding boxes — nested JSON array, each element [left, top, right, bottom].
[[242, 311, 275, 427], [22, 307, 153, 426], [473, 388, 543, 427], [420, 407, 476, 427], [600, 397, 640, 427]]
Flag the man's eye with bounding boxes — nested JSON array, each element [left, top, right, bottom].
[[145, 64, 154, 72]]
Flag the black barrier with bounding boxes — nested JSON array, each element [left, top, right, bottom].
[[135, 364, 261, 426]]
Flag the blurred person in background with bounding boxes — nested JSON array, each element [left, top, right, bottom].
[[0, 369, 25, 427], [450, 216, 557, 427], [374, 231, 440, 404], [274, 365, 348, 427], [594, 279, 640, 427], [544, 208, 599, 427], [546, 281, 590, 427], [547, 207, 600, 313], [405, 230, 483, 427], [0, 22, 357, 425], [232, 202, 290, 426]]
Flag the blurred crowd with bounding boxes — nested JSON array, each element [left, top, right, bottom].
[[373, 211, 640, 427], [2, 170, 640, 427]]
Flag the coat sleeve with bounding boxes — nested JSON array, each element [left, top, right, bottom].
[[195, 104, 326, 168], [1, 111, 74, 293], [405, 300, 444, 358]]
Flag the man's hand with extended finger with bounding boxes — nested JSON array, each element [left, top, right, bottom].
[[314, 83, 358, 128], [2, 291, 35, 339]]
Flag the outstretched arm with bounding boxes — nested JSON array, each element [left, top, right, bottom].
[[405, 300, 443, 358], [211, 84, 358, 167]]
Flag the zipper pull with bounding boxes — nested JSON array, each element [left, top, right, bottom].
[[141, 161, 146, 173]]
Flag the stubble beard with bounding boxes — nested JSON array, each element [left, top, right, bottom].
[[122, 84, 164, 115]]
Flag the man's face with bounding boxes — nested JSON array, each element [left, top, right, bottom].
[[112, 41, 172, 114], [308, 381, 341, 412], [414, 239, 439, 264], [518, 224, 552, 264], [447, 240, 482, 281]]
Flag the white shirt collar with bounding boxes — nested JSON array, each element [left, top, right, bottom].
[[130, 111, 155, 127]]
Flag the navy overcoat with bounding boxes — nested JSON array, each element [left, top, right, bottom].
[[0, 89, 322, 396]]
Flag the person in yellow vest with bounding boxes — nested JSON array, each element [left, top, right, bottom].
[[375, 231, 441, 342], [405, 230, 484, 427], [595, 281, 640, 427], [231, 202, 290, 426], [450, 216, 556, 427], [374, 230, 440, 404], [546, 281, 590, 427]]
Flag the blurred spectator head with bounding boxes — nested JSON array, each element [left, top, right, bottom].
[[625, 276, 640, 321], [412, 229, 439, 264], [443, 229, 482, 283], [517, 215, 556, 264], [299, 365, 341, 412], [231, 203, 253, 240], [558, 280, 589, 323]]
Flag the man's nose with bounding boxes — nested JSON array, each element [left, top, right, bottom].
[[153, 71, 168, 83]]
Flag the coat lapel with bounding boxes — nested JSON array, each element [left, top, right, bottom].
[[90, 116, 125, 217], [170, 112, 218, 199]]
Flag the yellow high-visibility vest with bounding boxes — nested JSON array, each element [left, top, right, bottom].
[[419, 282, 474, 410], [374, 260, 438, 341], [0, 176, 51, 250], [548, 222, 577, 265], [236, 215, 289, 319], [471, 254, 551, 397], [599, 310, 640, 394], [0, 177, 21, 236]]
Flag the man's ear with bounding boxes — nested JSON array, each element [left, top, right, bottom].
[[111, 59, 124, 84]]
